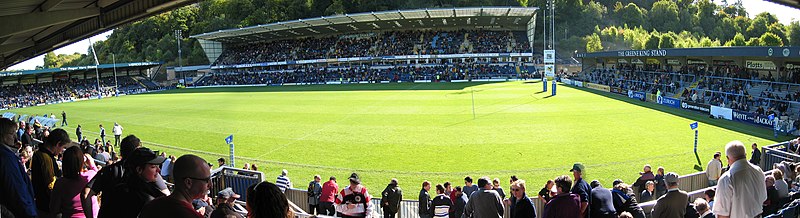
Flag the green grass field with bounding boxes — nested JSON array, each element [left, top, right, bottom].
[[8, 81, 789, 194]]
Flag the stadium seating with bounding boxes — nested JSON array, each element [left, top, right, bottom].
[[213, 30, 532, 66], [0, 76, 156, 109]]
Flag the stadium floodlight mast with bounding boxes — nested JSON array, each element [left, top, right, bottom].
[[112, 53, 118, 97], [89, 38, 102, 99], [175, 29, 184, 87]]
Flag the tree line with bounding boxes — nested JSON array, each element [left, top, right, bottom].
[[39, 0, 800, 69]]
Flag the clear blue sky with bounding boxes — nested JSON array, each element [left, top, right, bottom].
[[4, 0, 800, 71]]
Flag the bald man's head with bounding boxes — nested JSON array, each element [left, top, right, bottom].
[[173, 154, 211, 199]]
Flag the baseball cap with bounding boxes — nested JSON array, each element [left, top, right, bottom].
[[126, 147, 166, 168], [664, 172, 679, 184], [217, 187, 241, 199], [569, 163, 585, 172], [349, 173, 361, 184]]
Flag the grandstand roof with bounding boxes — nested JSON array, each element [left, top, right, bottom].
[[577, 47, 800, 59], [767, 0, 800, 10], [0, 0, 196, 70], [191, 7, 538, 44], [0, 61, 162, 78]]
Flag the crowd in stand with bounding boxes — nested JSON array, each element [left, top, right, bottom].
[[3, 112, 800, 218], [0, 76, 148, 110], [214, 30, 532, 66], [196, 64, 535, 86]]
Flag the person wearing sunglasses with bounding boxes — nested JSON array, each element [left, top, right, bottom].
[[140, 154, 212, 218], [509, 180, 536, 218]]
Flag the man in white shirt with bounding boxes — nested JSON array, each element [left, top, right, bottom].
[[713, 140, 767, 218], [706, 152, 723, 187], [112, 122, 123, 147]]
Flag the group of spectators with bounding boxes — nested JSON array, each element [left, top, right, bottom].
[[196, 64, 530, 86], [0, 76, 148, 110], [213, 30, 531, 66]]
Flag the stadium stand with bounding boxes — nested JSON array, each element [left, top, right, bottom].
[[0, 76, 154, 109]]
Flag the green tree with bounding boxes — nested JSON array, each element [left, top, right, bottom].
[[586, 33, 604, 52], [616, 3, 648, 29], [644, 33, 660, 49], [650, 0, 681, 32], [724, 33, 746, 46], [746, 37, 761, 46], [760, 32, 783, 46], [746, 15, 769, 39], [659, 32, 675, 48], [788, 21, 800, 46]]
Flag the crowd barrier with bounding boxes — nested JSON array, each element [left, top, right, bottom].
[[762, 141, 800, 170], [210, 167, 265, 202]]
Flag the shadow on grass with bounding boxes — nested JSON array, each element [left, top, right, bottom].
[[567, 84, 795, 142], [147, 81, 506, 95], [694, 152, 703, 171]]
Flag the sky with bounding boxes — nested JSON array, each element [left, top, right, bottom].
[[4, 0, 800, 71]]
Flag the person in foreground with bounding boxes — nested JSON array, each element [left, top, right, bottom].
[[713, 140, 767, 218], [247, 181, 293, 218], [139, 154, 212, 218]]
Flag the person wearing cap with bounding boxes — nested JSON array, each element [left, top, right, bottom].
[[100, 147, 167, 218], [82, 134, 141, 218], [707, 152, 723, 187], [334, 173, 375, 218], [0, 118, 38, 218], [140, 154, 212, 218], [320, 176, 339, 216], [463, 177, 503, 218], [31, 128, 71, 217], [569, 163, 591, 218], [650, 172, 688, 218], [713, 140, 767, 218], [211, 188, 243, 218], [276, 169, 292, 193], [381, 178, 402, 218]]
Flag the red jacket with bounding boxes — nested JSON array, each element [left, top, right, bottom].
[[320, 180, 339, 203]]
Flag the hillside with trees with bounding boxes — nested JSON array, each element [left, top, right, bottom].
[[40, 0, 800, 69]]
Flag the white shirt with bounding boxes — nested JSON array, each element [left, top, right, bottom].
[[712, 159, 767, 218], [707, 159, 722, 180], [112, 125, 123, 135], [160, 158, 172, 176]]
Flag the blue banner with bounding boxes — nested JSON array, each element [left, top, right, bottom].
[[690, 122, 698, 130], [225, 134, 234, 144], [657, 96, 681, 108], [732, 110, 774, 128], [628, 90, 646, 101]]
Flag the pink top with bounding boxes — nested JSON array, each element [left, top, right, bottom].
[[50, 165, 98, 218]]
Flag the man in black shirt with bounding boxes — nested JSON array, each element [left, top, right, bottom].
[[750, 143, 761, 166], [82, 135, 141, 218], [61, 111, 67, 127]]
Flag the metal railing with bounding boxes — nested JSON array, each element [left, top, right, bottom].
[[762, 141, 799, 171], [210, 166, 265, 202]]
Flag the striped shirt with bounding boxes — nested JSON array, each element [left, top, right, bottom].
[[276, 175, 292, 193]]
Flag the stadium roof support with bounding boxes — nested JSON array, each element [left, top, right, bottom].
[[191, 7, 538, 44], [0, 0, 197, 70]]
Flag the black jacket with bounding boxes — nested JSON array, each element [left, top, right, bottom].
[[511, 195, 537, 218], [381, 184, 402, 213], [451, 194, 467, 218], [100, 174, 165, 218], [419, 189, 432, 217]]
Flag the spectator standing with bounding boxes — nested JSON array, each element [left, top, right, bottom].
[[99, 125, 105, 145], [319, 176, 339, 216], [307, 175, 322, 215], [61, 111, 68, 127], [650, 172, 688, 218], [712, 140, 767, 218], [20, 125, 34, 147], [419, 181, 433, 218], [276, 169, 292, 193], [431, 184, 452, 218], [543, 175, 580, 218], [81, 134, 142, 218], [0, 118, 37, 218], [538, 180, 555, 203], [381, 178, 402, 218], [640, 181, 655, 202], [463, 177, 503, 218], [246, 181, 293, 218], [707, 152, 723, 187], [210, 188, 243, 218], [702, 189, 715, 210], [17, 121, 25, 139], [31, 128, 70, 217], [76, 125, 82, 142], [509, 180, 536, 218], [610, 182, 645, 218], [94, 146, 109, 165], [334, 173, 374, 218], [451, 187, 467, 218], [570, 163, 591, 218], [632, 165, 655, 193], [112, 123, 123, 147], [463, 176, 478, 199], [217, 158, 225, 168], [139, 154, 211, 218], [50, 146, 99, 218], [654, 167, 667, 198], [97, 147, 167, 218], [589, 180, 616, 218], [750, 143, 761, 166], [444, 182, 453, 197], [492, 178, 506, 200]]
